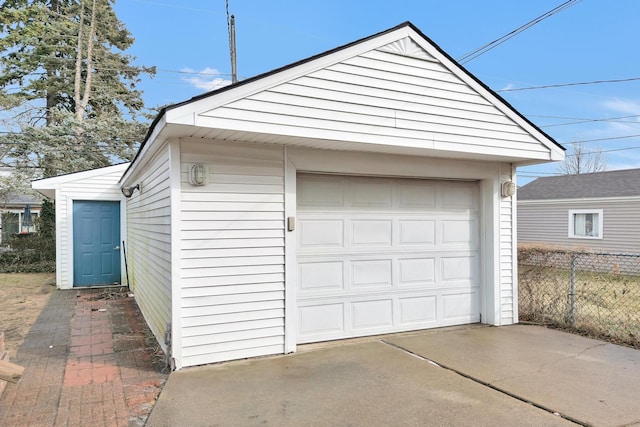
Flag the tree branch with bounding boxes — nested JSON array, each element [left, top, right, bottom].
[[80, 0, 97, 118], [74, 0, 85, 122]]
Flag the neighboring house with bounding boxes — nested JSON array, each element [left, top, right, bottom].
[[518, 168, 640, 253], [0, 167, 42, 243], [0, 193, 42, 244], [33, 22, 564, 370]]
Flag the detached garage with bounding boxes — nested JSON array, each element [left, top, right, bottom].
[[37, 22, 564, 369]]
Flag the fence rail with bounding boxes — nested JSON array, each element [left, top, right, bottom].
[[518, 246, 640, 348]]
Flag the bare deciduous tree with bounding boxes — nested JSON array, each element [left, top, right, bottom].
[[557, 143, 607, 175]]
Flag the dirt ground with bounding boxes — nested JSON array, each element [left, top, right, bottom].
[[0, 273, 56, 361]]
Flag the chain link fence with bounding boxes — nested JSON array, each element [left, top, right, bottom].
[[518, 245, 640, 348]]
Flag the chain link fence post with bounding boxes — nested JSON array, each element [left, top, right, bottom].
[[569, 253, 575, 327]]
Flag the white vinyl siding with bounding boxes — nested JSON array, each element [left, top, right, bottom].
[[35, 164, 128, 290], [197, 40, 548, 160], [179, 140, 285, 367], [500, 164, 516, 324], [519, 199, 640, 253], [126, 143, 172, 353]]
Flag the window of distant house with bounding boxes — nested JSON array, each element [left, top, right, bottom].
[[0, 211, 39, 245], [568, 209, 603, 239]]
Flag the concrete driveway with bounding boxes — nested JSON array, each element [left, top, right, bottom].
[[147, 325, 640, 426]]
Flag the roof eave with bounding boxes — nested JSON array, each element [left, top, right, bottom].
[[32, 188, 55, 200]]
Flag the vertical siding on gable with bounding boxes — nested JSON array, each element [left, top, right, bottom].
[[55, 167, 126, 289], [500, 164, 515, 324], [126, 143, 172, 353], [179, 140, 285, 367]]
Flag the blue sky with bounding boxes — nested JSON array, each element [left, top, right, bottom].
[[113, 0, 640, 184]]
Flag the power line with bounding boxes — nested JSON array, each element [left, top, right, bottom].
[[532, 114, 628, 121], [539, 114, 640, 128], [457, 0, 582, 64], [567, 145, 640, 157], [157, 68, 233, 77], [498, 77, 640, 92], [563, 134, 640, 145], [3, 66, 235, 81]]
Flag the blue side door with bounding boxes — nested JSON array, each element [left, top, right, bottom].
[[73, 200, 121, 287]]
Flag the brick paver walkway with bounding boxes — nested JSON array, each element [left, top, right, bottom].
[[0, 288, 167, 427]]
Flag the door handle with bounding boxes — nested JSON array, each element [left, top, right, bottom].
[[114, 245, 120, 250]]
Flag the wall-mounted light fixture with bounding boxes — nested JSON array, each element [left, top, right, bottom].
[[121, 184, 140, 198], [189, 163, 208, 186], [501, 180, 516, 197]]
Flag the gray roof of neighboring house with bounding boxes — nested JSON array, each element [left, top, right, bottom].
[[2, 193, 42, 206], [518, 168, 640, 200]]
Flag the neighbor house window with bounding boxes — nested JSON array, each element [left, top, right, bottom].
[[568, 209, 603, 239]]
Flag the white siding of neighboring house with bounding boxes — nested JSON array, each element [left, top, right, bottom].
[[193, 39, 552, 161], [125, 142, 173, 355], [518, 198, 640, 254], [178, 139, 285, 367], [34, 164, 128, 290]]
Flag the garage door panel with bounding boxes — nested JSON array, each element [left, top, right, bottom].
[[352, 259, 392, 288], [351, 220, 393, 246], [442, 183, 479, 209], [352, 299, 393, 330], [399, 220, 436, 245], [298, 288, 479, 343], [299, 219, 344, 248], [442, 291, 480, 321], [296, 174, 481, 344], [298, 303, 345, 336], [301, 254, 453, 292], [298, 261, 344, 292], [441, 218, 479, 247], [298, 176, 345, 207], [399, 296, 437, 324], [398, 257, 436, 286], [441, 256, 480, 281], [351, 180, 393, 207], [399, 182, 436, 208]]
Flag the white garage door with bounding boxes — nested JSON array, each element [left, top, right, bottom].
[[296, 174, 481, 344]]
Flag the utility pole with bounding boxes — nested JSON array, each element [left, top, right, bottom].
[[230, 15, 237, 84]]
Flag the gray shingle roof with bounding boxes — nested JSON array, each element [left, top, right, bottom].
[[2, 193, 42, 206], [518, 168, 640, 200]]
